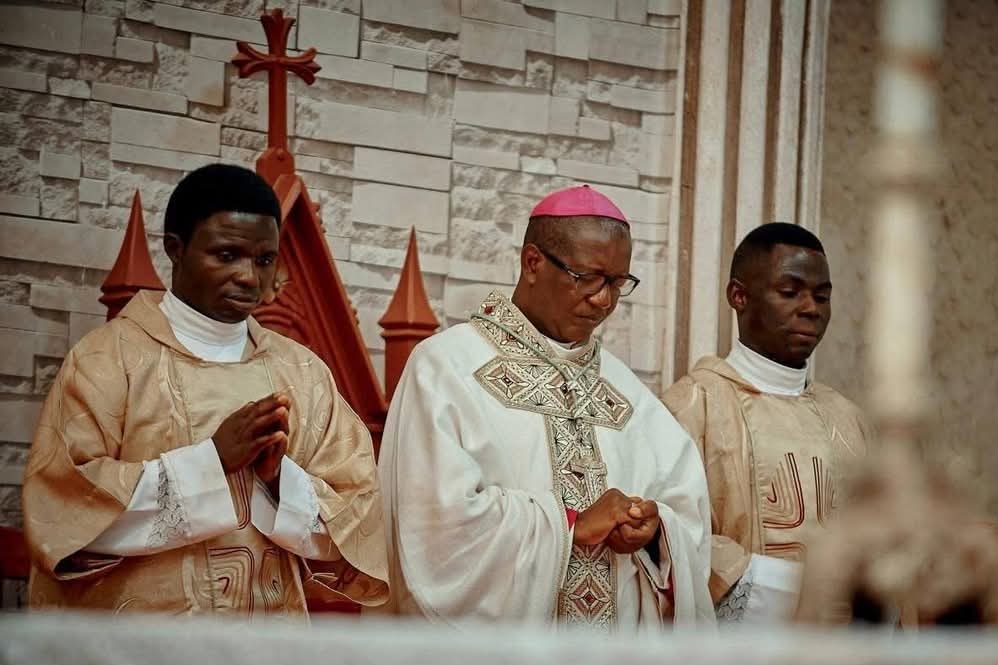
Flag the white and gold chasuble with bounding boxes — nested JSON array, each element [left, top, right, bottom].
[[379, 292, 715, 630], [472, 293, 632, 628]]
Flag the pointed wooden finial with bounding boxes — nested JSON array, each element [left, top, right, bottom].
[[99, 191, 166, 320], [379, 228, 440, 400]]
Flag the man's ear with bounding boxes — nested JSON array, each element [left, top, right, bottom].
[[520, 243, 544, 286], [163, 233, 184, 267], [726, 278, 748, 314]]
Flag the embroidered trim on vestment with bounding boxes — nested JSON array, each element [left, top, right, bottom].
[[147, 462, 191, 549], [470, 291, 633, 632], [716, 576, 753, 622]]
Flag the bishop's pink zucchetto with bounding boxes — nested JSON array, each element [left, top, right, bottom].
[[529, 184, 628, 225]]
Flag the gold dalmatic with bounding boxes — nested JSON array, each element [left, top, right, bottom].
[[470, 292, 632, 631]]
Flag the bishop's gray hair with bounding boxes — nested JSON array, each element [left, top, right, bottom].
[[523, 215, 630, 255]]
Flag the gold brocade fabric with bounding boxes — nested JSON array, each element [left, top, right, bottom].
[[743, 392, 850, 563], [23, 290, 389, 616], [662, 357, 870, 602], [471, 292, 632, 631]]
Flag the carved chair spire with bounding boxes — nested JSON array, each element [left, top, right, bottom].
[[99, 191, 165, 320]]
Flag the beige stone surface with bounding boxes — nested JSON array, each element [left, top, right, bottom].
[[640, 135, 674, 177], [0, 195, 40, 218], [819, 0, 998, 515], [186, 57, 225, 106], [617, 0, 649, 24], [452, 146, 520, 170], [557, 158, 638, 187], [0, 303, 67, 336], [68, 311, 106, 347], [81, 14, 117, 58], [554, 12, 590, 60], [648, 0, 682, 15], [548, 96, 580, 136], [629, 303, 665, 372], [363, 0, 461, 34], [454, 79, 550, 134], [352, 182, 450, 234], [190, 35, 239, 62], [115, 36, 155, 63], [578, 116, 611, 141], [520, 156, 557, 175], [0, 5, 83, 54], [392, 67, 429, 94], [29, 284, 107, 317], [522, 0, 614, 20], [153, 3, 267, 43], [0, 329, 66, 377], [353, 147, 451, 191], [461, 0, 553, 32], [78, 178, 108, 205], [361, 41, 427, 69], [93, 82, 187, 114], [111, 107, 219, 155], [0, 69, 47, 94], [314, 54, 394, 87], [610, 83, 675, 113], [458, 19, 552, 71], [298, 99, 452, 156], [641, 112, 674, 136], [589, 19, 678, 70], [48, 78, 91, 99], [0, 399, 42, 445], [109, 142, 216, 172], [298, 7, 360, 57], [39, 148, 81, 180], [0, 216, 121, 270]]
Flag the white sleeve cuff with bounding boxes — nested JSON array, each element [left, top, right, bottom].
[[749, 553, 802, 595], [717, 554, 803, 623], [251, 456, 341, 561], [86, 440, 238, 556], [160, 439, 238, 542], [634, 516, 672, 592]]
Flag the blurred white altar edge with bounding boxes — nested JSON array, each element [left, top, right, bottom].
[[3, 614, 998, 665]]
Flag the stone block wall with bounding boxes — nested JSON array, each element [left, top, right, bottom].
[[0, 0, 682, 528], [818, 0, 998, 514]]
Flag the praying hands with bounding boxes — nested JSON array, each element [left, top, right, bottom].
[[213, 393, 292, 488], [573, 488, 661, 553]]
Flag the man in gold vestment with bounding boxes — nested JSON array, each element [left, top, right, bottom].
[[23, 164, 388, 617], [663, 223, 870, 623]]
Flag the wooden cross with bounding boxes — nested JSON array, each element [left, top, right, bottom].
[[232, 9, 321, 185]]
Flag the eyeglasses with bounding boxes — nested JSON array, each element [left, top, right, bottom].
[[536, 247, 640, 297]]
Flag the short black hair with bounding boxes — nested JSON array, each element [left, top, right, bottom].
[[163, 163, 282, 243], [730, 222, 825, 281], [524, 215, 630, 256]]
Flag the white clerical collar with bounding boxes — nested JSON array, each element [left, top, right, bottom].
[[538, 331, 588, 359], [160, 290, 248, 348], [725, 339, 808, 396]]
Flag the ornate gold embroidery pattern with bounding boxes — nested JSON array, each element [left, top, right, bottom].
[[470, 291, 632, 631]]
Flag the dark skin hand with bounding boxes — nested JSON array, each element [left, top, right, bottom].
[[213, 394, 291, 494], [574, 489, 660, 554], [605, 498, 660, 555]]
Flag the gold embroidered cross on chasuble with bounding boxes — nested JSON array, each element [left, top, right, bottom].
[[470, 291, 633, 631]]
